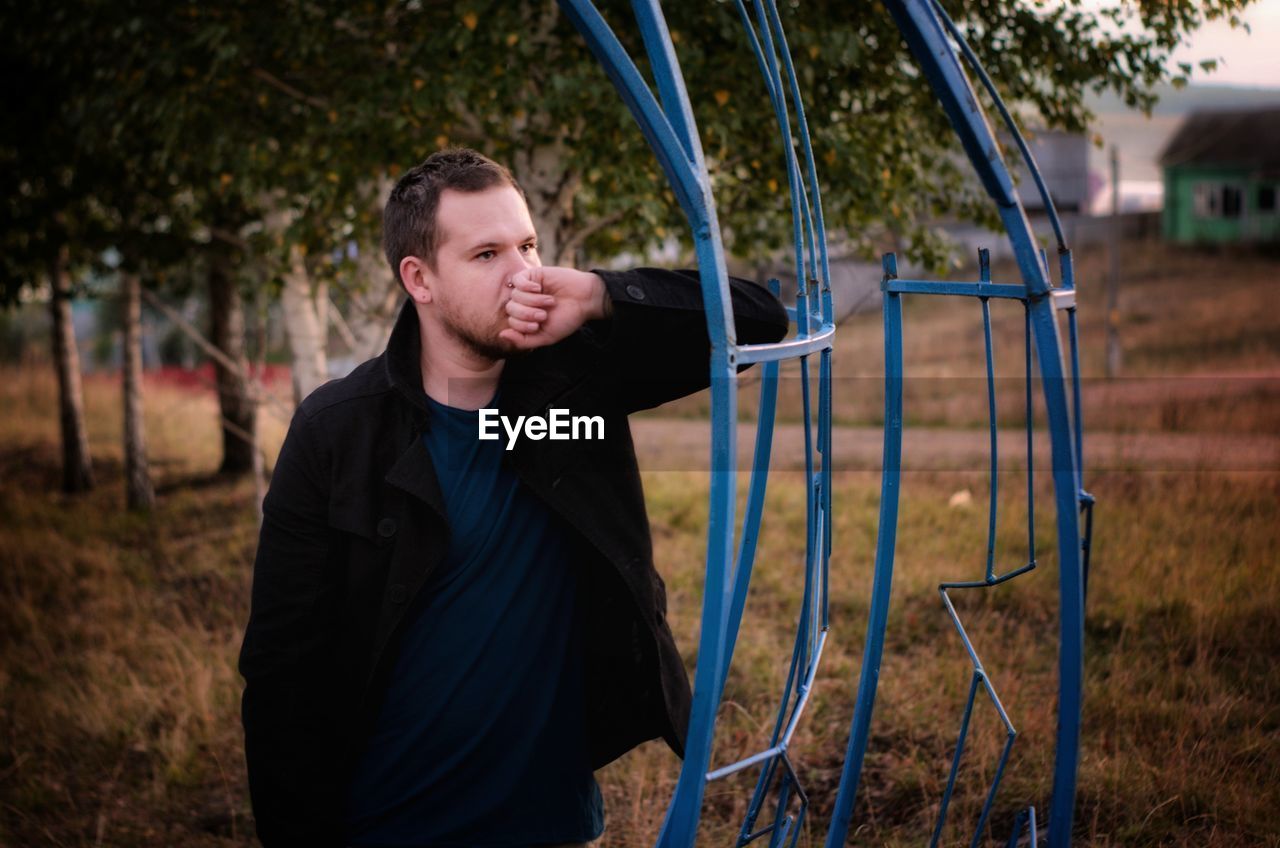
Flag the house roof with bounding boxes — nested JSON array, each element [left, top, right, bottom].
[[1158, 106, 1280, 170]]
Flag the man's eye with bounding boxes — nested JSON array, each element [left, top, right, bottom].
[[520, 243, 538, 254], [477, 250, 495, 260]]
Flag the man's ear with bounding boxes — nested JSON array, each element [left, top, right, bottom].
[[400, 256, 433, 304]]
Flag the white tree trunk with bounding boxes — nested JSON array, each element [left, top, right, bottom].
[[342, 241, 401, 362], [208, 252, 256, 475], [281, 244, 329, 404], [120, 271, 153, 510], [330, 175, 400, 364], [49, 245, 93, 493], [512, 142, 578, 266]]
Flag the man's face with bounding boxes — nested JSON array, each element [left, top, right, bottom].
[[421, 185, 540, 360]]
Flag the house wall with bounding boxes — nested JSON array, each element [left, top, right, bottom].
[[1163, 165, 1280, 243]]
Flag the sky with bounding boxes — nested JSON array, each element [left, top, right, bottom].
[[1165, 0, 1280, 86]]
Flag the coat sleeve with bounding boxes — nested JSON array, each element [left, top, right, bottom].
[[238, 408, 346, 847], [591, 267, 790, 413]]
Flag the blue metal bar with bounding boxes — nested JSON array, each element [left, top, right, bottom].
[[1006, 805, 1039, 848], [743, 822, 778, 845], [741, 279, 817, 846], [739, 0, 815, 289], [562, 5, 837, 846], [1028, 293, 1084, 848], [735, 1, 781, 120], [794, 247, 812, 338], [744, 587, 806, 839], [719, 279, 784, 689], [881, 5, 1085, 843], [1005, 809, 1028, 848], [780, 630, 827, 750], [928, 0, 1067, 253], [797, 363, 814, 675], [970, 729, 1018, 848], [769, 815, 791, 848], [743, 755, 781, 844], [708, 745, 784, 783], [631, 0, 702, 169], [1025, 304, 1037, 565], [982, 294, 999, 583], [761, 0, 821, 288], [825, 255, 905, 847], [778, 753, 809, 848], [885, 279, 1028, 300], [941, 559, 1037, 591], [1061, 250, 1084, 482], [935, 578, 1024, 848], [765, 0, 835, 305], [559, 4, 738, 844], [930, 671, 982, 848], [796, 341, 816, 694], [769, 769, 795, 848], [819, 346, 833, 629], [882, 2, 1015, 207], [1081, 493, 1094, 601], [939, 588, 985, 671], [1068, 311, 1082, 478], [883, 0, 1057, 297], [556, 0, 706, 227], [735, 329, 835, 364]]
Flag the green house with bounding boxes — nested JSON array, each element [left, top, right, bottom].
[[1159, 106, 1280, 244]]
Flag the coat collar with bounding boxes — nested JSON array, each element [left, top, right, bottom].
[[383, 298, 431, 424], [381, 300, 442, 513]]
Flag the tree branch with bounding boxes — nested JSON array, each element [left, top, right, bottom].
[[249, 66, 329, 111], [559, 208, 625, 261], [141, 288, 293, 420], [209, 226, 248, 251]]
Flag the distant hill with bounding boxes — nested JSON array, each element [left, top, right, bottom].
[[1084, 84, 1280, 184], [1087, 82, 1280, 117]]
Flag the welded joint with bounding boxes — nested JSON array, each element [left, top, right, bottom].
[[1049, 289, 1076, 310]]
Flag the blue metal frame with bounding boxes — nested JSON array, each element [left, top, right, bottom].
[[560, 0, 1089, 844], [557, 1, 836, 844], [827, 1, 1090, 845]]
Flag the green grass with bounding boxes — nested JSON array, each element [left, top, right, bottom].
[[1, 243, 1278, 845]]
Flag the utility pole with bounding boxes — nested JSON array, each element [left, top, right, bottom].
[[1107, 146, 1123, 378]]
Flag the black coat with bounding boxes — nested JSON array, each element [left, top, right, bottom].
[[238, 267, 788, 845]]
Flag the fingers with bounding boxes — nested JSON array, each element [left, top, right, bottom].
[[508, 288, 555, 309], [505, 271, 555, 341], [499, 328, 537, 349], [499, 328, 523, 345], [506, 318, 541, 334], [510, 266, 545, 293], [505, 299, 547, 323]]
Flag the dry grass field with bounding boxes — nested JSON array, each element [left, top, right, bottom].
[[1, 241, 1277, 846]]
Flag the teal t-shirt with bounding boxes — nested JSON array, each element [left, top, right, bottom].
[[344, 394, 604, 847]]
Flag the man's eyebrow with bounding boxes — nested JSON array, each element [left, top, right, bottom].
[[463, 234, 539, 252]]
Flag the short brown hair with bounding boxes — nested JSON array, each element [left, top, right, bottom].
[[383, 148, 524, 285]]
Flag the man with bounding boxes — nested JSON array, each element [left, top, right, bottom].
[[239, 148, 788, 847]]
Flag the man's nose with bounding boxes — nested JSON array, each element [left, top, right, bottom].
[[504, 247, 535, 275]]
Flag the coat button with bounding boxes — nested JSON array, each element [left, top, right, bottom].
[[377, 517, 397, 538], [389, 583, 408, 604], [625, 284, 646, 300]]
